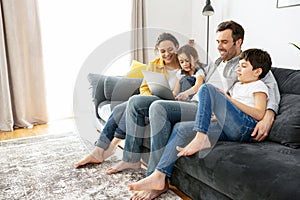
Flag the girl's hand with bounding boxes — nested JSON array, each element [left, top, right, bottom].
[[175, 92, 189, 101], [211, 114, 217, 122]]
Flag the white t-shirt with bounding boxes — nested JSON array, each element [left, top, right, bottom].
[[175, 68, 206, 81], [208, 61, 228, 91], [167, 68, 180, 90], [229, 80, 269, 107]]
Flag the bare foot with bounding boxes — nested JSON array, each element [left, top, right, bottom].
[[177, 132, 211, 157], [102, 138, 121, 160], [130, 188, 168, 200], [128, 170, 166, 191], [105, 160, 141, 175], [73, 147, 104, 168], [74, 154, 102, 168]]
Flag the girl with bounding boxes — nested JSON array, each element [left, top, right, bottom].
[[172, 44, 206, 101]]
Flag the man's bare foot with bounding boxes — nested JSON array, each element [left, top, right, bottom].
[[130, 187, 168, 200], [74, 147, 104, 168], [128, 170, 166, 191], [105, 160, 141, 174], [177, 132, 211, 157]]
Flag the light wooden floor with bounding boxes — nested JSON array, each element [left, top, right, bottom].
[[0, 118, 191, 200], [0, 118, 76, 141]]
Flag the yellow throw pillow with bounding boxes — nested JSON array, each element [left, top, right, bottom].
[[125, 60, 147, 78]]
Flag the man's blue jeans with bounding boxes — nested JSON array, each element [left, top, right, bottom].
[[155, 83, 257, 177], [122, 94, 198, 173], [95, 101, 127, 150]]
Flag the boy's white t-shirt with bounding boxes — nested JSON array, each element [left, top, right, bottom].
[[229, 80, 269, 107]]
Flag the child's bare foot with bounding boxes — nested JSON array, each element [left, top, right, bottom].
[[128, 170, 166, 191], [177, 132, 211, 157], [105, 160, 141, 174], [74, 147, 104, 168]]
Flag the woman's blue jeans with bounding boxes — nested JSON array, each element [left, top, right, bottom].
[[155, 83, 257, 177], [95, 101, 127, 150]]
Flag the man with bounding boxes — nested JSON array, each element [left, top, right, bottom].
[[108, 21, 280, 200]]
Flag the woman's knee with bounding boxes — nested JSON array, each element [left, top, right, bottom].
[[149, 100, 168, 119]]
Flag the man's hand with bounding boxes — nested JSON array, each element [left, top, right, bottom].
[[251, 109, 275, 142]]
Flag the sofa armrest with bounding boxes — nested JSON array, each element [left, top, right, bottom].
[[87, 73, 107, 119], [88, 73, 143, 119]]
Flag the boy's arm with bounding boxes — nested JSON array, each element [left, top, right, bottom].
[[227, 92, 267, 121]]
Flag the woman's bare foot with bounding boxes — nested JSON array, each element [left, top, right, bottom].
[[73, 147, 104, 168], [105, 160, 141, 174], [128, 170, 166, 191], [102, 138, 121, 160], [74, 154, 102, 168], [177, 132, 211, 157]]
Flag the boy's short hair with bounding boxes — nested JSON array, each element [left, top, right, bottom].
[[240, 48, 272, 79]]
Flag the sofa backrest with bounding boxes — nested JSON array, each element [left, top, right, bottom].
[[271, 67, 300, 95], [268, 67, 300, 148]]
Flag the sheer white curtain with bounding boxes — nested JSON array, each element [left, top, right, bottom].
[[0, 0, 47, 131], [131, 0, 148, 64]]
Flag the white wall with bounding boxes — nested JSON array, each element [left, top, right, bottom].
[[191, 0, 300, 69], [145, 0, 196, 62]]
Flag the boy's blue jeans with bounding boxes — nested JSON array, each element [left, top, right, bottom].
[[155, 83, 257, 177]]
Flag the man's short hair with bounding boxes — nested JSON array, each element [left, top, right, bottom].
[[216, 20, 244, 44]]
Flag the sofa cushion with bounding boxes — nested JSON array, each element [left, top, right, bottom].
[[124, 60, 147, 78], [268, 67, 300, 148], [268, 94, 300, 148], [103, 76, 142, 101], [271, 67, 300, 95]]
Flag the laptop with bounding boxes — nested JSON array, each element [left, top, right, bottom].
[[142, 70, 175, 100]]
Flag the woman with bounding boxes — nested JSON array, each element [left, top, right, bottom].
[[104, 44, 207, 174], [74, 32, 181, 168]]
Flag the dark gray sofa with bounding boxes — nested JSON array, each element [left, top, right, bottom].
[[88, 67, 300, 199]]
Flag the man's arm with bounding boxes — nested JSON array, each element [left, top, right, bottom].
[[251, 109, 275, 141]]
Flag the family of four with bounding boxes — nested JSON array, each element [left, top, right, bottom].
[[75, 20, 280, 200]]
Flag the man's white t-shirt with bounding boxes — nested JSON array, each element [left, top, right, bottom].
[[191, 61, 228, 102]]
